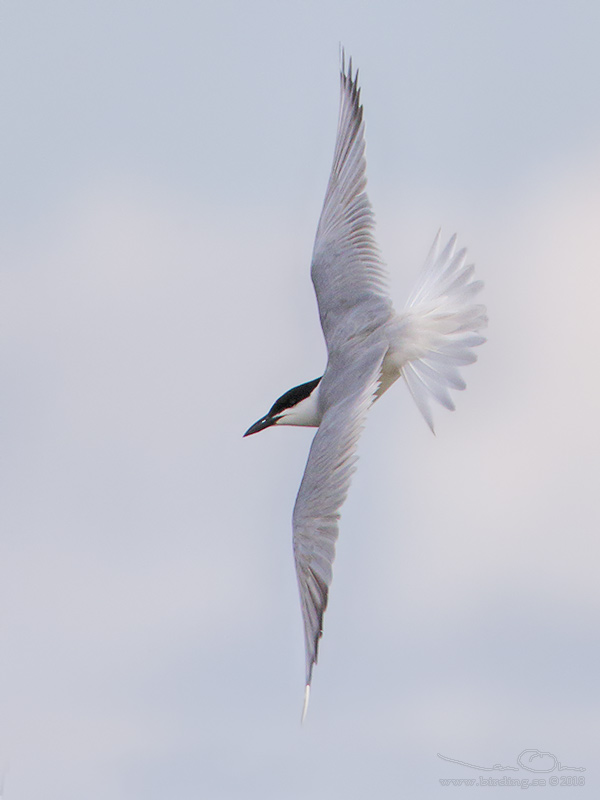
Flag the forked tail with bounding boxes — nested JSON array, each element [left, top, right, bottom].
[[395, 231, 487, 432]]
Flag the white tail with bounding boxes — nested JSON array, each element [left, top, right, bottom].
[[394, 231, 487, 432]]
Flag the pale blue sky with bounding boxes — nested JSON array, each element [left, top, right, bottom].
[[2, 2, 600, 798]]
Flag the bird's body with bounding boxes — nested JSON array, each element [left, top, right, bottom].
[[244, 53, 486, 719]]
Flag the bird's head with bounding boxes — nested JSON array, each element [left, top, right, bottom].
[[243, 377, 322, 436]]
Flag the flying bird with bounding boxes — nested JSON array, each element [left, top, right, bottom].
[[244, 53, 487, 720]]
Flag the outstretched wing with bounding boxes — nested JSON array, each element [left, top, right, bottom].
[[311, 53, 392, 352], [292, 341, 386, 713]]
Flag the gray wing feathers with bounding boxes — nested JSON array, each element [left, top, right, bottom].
[[292, 345, 386, 686], [311, 55, 392, 350]]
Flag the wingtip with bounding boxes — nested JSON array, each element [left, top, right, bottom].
[[301, 684, 311, 724], [339, 45, 357, 85]]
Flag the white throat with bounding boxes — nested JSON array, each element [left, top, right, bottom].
[[277, 384, 322, 428]]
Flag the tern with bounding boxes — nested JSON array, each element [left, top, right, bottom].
[[244, 53, 486, 720]]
